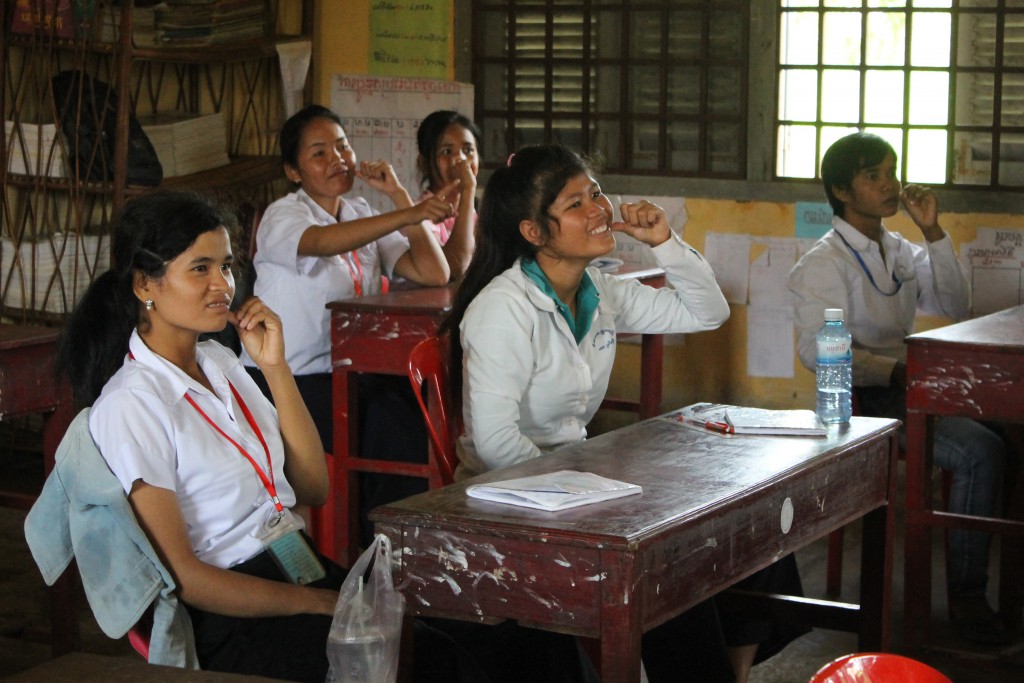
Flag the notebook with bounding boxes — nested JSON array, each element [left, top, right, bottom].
[[466, 470, 642, 511]]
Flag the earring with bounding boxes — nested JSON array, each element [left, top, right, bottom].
[[145, 299, 154, 311]]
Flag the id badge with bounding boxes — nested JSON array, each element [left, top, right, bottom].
[[256, 509, 326, 585]]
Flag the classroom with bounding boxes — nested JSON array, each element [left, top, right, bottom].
[[3, 1, 1024, 682]]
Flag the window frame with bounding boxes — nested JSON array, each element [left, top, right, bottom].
[[455, 0, 1024, 214]]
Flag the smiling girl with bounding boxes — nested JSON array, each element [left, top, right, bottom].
[[243, 104, 455, 453], [442, 144, 731, 478]]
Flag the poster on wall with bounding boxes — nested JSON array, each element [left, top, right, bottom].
[[369, 0, 451, 79], [957, 227, 1024, 316], [330, 73, 474, 214]]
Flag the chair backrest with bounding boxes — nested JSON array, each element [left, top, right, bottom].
[[407, 335, 458, 486]]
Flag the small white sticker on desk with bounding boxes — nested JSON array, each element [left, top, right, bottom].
[[780, 497, 794, 534]]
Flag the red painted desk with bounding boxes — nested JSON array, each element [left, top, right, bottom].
[[373, 415, 900, 683], [903, 305, 1024, 648], [324, 266, 667, 566], [0, 323, 77, 654]]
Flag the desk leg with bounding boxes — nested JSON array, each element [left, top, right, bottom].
[[903, 410, 934, 649], [599, 556, 643, 683], [638, 333, 664, 420], [857, 431, 897, 651], [332, 370, 361, 568]]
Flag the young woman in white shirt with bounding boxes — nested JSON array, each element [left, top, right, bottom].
[[57, 190, 592, 683], [441, 145, 806, 683]]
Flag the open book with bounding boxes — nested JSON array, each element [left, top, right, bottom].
[[466, 470, 642, 511], [670, 402, 828, 437]]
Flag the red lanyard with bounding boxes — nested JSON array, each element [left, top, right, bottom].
[[343, 250, 365, 297], [184, 384, 283, 513], [128, 349, 282, 512]]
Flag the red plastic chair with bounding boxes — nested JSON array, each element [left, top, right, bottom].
[[810, 653, 952, 683], [407, 336, 459, 487], [127, 608, 152, 660]]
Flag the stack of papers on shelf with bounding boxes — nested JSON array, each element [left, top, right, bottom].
[[670, 402, 828, 437], [1, 233, 109, 314], [155, 0, 267, 46], [139, 112, 230, 177], [4, 121, 67, 178], [466, 470, 642, 511]]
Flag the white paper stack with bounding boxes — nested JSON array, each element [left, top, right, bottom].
[[466, 470, 642, 511], [139, 112, 230, 177], [4, 121, 67, 178], [1, 233, 109, 314]]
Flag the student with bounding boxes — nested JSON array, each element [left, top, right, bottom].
[[242, 104, 454, 451], [54, 190, 592, 683], [441, 144, 806, 682], [416, 109, 482, 279], [787, 131, 1009, 643]]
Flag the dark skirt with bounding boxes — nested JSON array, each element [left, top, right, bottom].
[[185, 539, 594, 683]]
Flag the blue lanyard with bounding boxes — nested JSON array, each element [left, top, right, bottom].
[[835, 231, 903, 297]]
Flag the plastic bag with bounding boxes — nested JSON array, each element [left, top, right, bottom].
[[326, 534, 405, 683]]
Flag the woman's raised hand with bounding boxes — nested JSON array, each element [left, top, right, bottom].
[[229, 297, 287, 370], [415, 178, 460, 223], [356, 160, 403, 195], [612, 200, 671, 247]]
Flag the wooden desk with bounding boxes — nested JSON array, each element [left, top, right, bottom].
[[373, 415, 900, 683], [903, 305, 1024, 648], [0, 323, 77, 655], [325, 266, 668, 566]]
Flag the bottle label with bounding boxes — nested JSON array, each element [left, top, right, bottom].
[[817, 339, 851, 363]]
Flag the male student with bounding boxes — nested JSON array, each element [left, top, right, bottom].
[[787, 132, 1010, 644]]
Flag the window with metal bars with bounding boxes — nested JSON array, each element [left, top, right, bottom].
[[471, 0, 750, 177], [776, 0, 1024, 189]]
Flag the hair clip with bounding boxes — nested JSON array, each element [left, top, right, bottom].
[[506, 153, 516, 167]]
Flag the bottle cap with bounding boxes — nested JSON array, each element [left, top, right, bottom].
[[824, 308, 844, 321]]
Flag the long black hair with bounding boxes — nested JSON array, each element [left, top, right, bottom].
[[415, 110, 482, 191], [438, 144, 592, 394], [56, 190, 239, 407]]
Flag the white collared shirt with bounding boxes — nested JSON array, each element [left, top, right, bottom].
[[457, 233, 730, 478], [245, 189, 411, 375], [787, 216, 970, 387], [91, 331, 297, 569]]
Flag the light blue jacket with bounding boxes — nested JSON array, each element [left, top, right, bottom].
[[24, 408, 198, 669]]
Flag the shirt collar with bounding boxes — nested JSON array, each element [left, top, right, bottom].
[[295, 188, 362, 223], [127, 330, 237, 406], [520, 258, 600, 343]]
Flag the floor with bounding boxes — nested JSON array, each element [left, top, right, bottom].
[[2, 420, 1024, 682]]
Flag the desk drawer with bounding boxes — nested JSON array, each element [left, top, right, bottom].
[[640, 434, 891, 624]]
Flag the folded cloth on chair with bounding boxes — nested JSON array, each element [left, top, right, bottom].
[[24, 408, 198, 668]]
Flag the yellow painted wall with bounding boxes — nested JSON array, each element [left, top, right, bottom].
[[312, 3, 1024, 431], [593, 201, 1024, 435]]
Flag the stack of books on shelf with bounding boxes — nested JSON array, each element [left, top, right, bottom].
[[139, 112, 230, 177], [155, 0, 268, 46], [4, 121, 67, 178], [94, 2, 160, 47], [0, 233, 109, 314]]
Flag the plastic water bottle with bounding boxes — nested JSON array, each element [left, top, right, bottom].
[[815, 308, 852, 424]]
